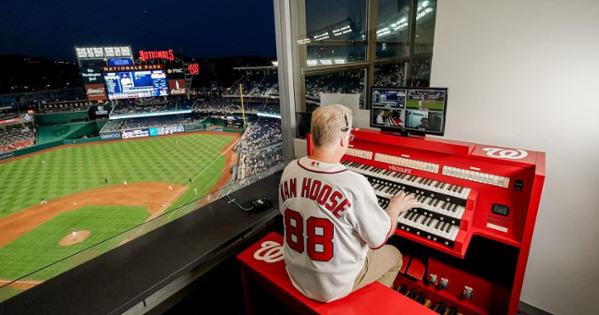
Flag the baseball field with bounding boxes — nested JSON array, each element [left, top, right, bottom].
[[0, 131, 239, 296], [405, 99, 445, 111]]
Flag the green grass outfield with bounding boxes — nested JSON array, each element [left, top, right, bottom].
[[0, 286, 21, 302], [0, 133, 235, 218], [405, 99, 445, 111], [0, 132, 235, 285], [0, 206, 149, 281]]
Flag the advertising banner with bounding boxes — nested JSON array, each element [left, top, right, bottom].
[[121, 128, 150, 139], [166, 68, 185, 78], [0, 117, 21, 125], [150, 125, 184, 136], [85, 83, 108, 101], [80, 59, 105, 84], [0, 151, 15, 160], [100, 132, 122, 140], [168, 79, 186, 95], [184, 124, 206, 132]]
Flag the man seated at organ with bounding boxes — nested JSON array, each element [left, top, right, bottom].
[[278, 104, 419, 302]]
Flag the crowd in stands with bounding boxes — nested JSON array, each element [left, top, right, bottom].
[[38, 101, 89, 113], [217, 61, 431, 108], [193, 99, 280, 115], [0, 110, 19, 122], [223, 70, 279, 98], [260, 103, 280, 115], [101, 114, 204, 133], [225, 68, 368, 103], [411, 61, 431, 85], [235, 118, 283, 181], [193, 98, 243, 114], [305, 70, 364, 102], [0, 124, 35, 153], [374, 63, 407, 87], [111, 98, 193, 116]]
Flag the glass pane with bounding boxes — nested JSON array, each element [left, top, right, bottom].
[[411, 58, 432, 86], [409, 0, 436, 86], [297, 68, 366, 136], [306, 69, 365, 105], [414, 0, 437, 57], [376, 0, 411, 59], [306, 45, 366, 66], [301, 0, 368, 66], [374, 62, 408, 87], [0, 1, 282, 300]]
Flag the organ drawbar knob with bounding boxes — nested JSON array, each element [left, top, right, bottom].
[[439, 277, 449, 289], [428, 274, 438, 286], [462, 286, 474, 299]]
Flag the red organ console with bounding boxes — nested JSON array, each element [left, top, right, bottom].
[[307, 129, 546, 315]]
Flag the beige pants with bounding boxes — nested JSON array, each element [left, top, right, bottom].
[[352, 245, 402, 291]]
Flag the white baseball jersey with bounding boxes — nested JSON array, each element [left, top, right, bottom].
[[279, 156, 392, 302]]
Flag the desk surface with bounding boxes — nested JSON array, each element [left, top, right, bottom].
[[0, 172, 281, 315]]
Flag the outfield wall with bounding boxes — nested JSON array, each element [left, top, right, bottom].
[[2, 123, 236, 161], [35, 111, 89, 125], [37, 121, 102, 144]]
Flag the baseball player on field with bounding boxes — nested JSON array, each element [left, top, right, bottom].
[[278, 105, 419, 302]]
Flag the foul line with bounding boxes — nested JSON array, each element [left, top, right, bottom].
[[188, 138, 239, 185], [165, 138, 240, 219]]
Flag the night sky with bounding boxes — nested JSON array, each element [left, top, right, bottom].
[[0, 0, 276, 61]]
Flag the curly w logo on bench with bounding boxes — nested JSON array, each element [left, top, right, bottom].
[[253, 240, 283, 263]]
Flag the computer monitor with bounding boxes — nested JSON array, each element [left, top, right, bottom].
[[370, 87, 448, 136]]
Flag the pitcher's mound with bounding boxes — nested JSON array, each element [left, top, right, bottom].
[[59, 230, 90, 246]]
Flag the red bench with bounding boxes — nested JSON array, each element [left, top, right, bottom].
[[237, 232, 436, 315]]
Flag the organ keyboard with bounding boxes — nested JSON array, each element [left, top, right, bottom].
[[307, 129, 546, 315], [344, 160, 469, 247], [342, 159, 476, 254]]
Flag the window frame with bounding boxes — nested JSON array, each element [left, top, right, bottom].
[[274, 0, 435, 160]]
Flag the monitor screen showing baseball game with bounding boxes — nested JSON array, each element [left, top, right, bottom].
[[103, 70, 169, 99], [370, 87, 448, 135]]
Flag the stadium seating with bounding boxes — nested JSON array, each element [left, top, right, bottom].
[[193, 99, 279, 115], [374, 63, 407, 88], [0, 124, 35, 153], [305, 71, 364, 102], [0, 111, 19, 121], [101, 114, 204, 133], [235, 118, 283, 182], [38, 101, 89, 113], [110, 98, 193, 116], [223, 70, 279, 98]]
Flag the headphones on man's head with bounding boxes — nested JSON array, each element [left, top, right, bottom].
[[341, 114, 350, 133]]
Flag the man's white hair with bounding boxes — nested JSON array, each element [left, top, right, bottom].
[[311, 104, 352, 147]]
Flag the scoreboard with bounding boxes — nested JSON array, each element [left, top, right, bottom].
[[103, 71, 168, 99]]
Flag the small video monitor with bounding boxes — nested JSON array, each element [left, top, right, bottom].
[[370, 87, 447, 136]]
